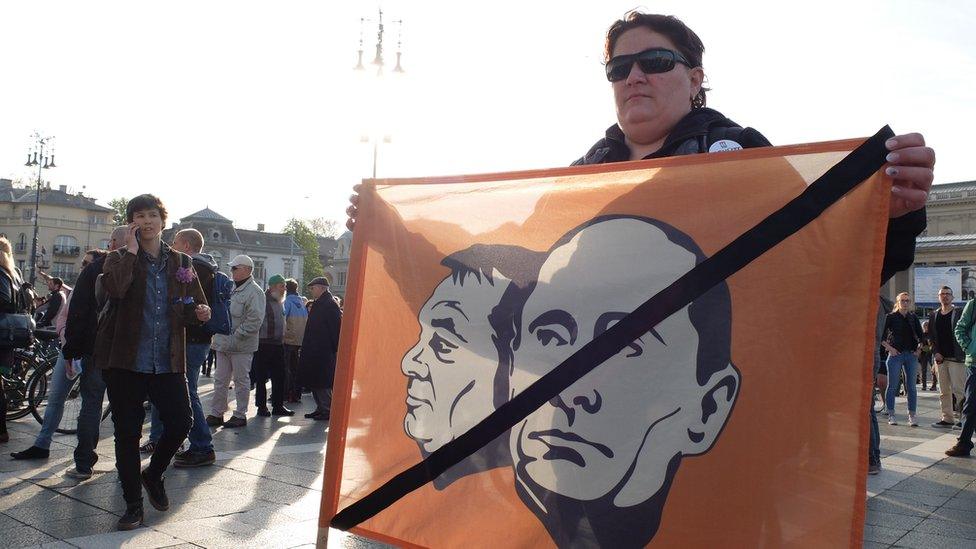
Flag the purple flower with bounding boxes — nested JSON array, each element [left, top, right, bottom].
[[172, 296, 195, 305], [175, 266, 196, 284]]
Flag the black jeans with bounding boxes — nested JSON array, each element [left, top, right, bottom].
[[283, 344, 301, 400], [252, 343, 285, 410], [959, 366, 976, 447], [104, 369, 191, 506]]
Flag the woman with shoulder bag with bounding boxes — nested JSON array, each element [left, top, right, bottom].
[[1, 236, 31, 443]]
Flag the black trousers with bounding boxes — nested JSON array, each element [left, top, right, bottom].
[[104, 369, 191, 506], [283, 344, 301, 400], [252, 342, 285, 409]]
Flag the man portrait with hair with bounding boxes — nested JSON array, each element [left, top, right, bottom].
[[401, 244, 543, 488], [505, 215, 740, 547]]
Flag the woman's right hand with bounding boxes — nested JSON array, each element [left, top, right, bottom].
[[345, 184, 362, 231]]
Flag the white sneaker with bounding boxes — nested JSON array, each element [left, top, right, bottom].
[[65, 467, 93, 480], [888, 415, 898, 425], [908, 414, 918, 427]]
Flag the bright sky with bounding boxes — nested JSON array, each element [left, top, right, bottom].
[[1, 1, 973, 234]]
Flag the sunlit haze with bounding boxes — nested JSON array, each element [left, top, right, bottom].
[[2, 0, 973, 233]]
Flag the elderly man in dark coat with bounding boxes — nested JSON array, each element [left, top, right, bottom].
[[298, 277, 341, 421]]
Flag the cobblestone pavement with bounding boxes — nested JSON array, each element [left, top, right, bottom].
[[0, 378, 972, 548]]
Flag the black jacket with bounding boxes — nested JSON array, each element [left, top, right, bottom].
[[928, 307, 967, 362], [38, 288, 63, 327], [186, 253, 218, 345], [62, 255, 104, 360], [298, 290, 341, 389], [883, 311, 924, 353], [573, 108, 926, 286]]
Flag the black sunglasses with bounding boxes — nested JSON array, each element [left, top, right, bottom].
[[605, 47, 691, 82]]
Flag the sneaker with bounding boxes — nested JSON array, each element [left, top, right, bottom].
[[117, 504, 144, 531], [945, 443, 973, 457], [888, 415, 898, 426], [271, 407, 295, 417], [256, 407, 271, 417], [65, 467, 93, 480], [868, 462, 882, 475], [932, 420, 955, 428], [174, 450, 216, 468], [205, 415, 224, 427], [223, 416, 247, 428], [10, 445, 50, 460], [139, 441, 157, 454], [908, 414, 919, 427], [140, 470, 169, 511]]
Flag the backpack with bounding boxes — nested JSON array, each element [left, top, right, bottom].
[[203, 270, 234, 336]]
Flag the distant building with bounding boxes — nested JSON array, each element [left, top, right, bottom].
[[0, 178, 113, 292], [324, 231, 352, 298], [162, 207, 304, 289], [885, 180, 976, 305]]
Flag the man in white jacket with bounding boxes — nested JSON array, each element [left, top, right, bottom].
[[206, 255, 265, 428]]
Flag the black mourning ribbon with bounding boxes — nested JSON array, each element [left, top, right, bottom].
[[331, 125, 895, 530]]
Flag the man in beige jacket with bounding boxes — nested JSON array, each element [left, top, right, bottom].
[[206, 255, 265, 428]]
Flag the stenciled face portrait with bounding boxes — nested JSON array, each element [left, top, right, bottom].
[[509, 217, 739, 510], [401, 271, 510, 455]]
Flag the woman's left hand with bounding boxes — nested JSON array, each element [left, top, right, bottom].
[[885, 133, 935, 218]]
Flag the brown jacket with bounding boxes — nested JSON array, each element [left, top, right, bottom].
[[93, 242, 208, 373]]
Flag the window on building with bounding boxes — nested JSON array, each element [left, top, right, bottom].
[[338, 271, 347, 287], [52, 262, 73, 279], [283, 258, 294, 279], [16, 260, 25, 271], [22, 209, 34, 220], [211, 230, 221, 241], [54, 235, 80, 256], [253, 259, 267, 287]]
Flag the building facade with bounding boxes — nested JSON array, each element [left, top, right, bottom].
[[884, 180, 976, 308], [0, 179, 114, 291], [162, 208, 305, 289], [323, 231, 352, 299]]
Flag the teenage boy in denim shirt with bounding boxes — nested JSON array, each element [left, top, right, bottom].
[[95, 194, 211, 530]]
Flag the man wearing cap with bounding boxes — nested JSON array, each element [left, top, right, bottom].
[[298, 277, 342, 420], [206, 255, 265, 428], [251, 274, 294, 417]]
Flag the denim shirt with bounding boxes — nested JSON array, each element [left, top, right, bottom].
[[133, 249, 171, 374]]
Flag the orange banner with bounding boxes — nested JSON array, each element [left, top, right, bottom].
[[321, 137, 890, 548]]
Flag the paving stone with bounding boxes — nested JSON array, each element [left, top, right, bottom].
[[29, 511, 122, 539], [5, 496, 106, 523], [929, 505, 975, 523], [0, 524, 58, 548], [863, 525, 909, 545], [914, 517, 976, 540], [941, 494, 976, 511], [64, 527, 184, 548], [888, 477, 964, 497], [862, 542, 889, 549], [866, 497, 938, 518], [1, 511, 26, 531], [864, 510, 925, 531], [892, 530, 976, 548]]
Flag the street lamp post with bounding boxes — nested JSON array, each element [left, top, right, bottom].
[[354, 8, 404, 179], [24, 133, 56, 286]]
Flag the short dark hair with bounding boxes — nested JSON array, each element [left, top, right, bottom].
[[285, 278, 299, 294], [50, 277, 64, 287], [174, 228, 204, 253], [941, 286, 953, 293], [126, 194, 168, 225], [605, 11, 709, 108]]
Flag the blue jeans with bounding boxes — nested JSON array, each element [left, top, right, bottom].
[[74, 356, 104, 471], [886, 351, 919, 415], [149, 343, 213, 453], [34, 353, 73, 449]]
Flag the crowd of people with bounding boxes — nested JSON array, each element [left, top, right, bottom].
[[869, 288, 976, 475], [0, 194, 342, 530]]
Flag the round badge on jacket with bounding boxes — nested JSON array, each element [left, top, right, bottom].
[[708, 139, 743, 153]]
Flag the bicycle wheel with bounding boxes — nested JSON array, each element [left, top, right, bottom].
[[3, 351, 39, 421], [27, 361, 84, 435]]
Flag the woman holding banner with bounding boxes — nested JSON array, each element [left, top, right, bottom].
[[346, 11, 935, 284]]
